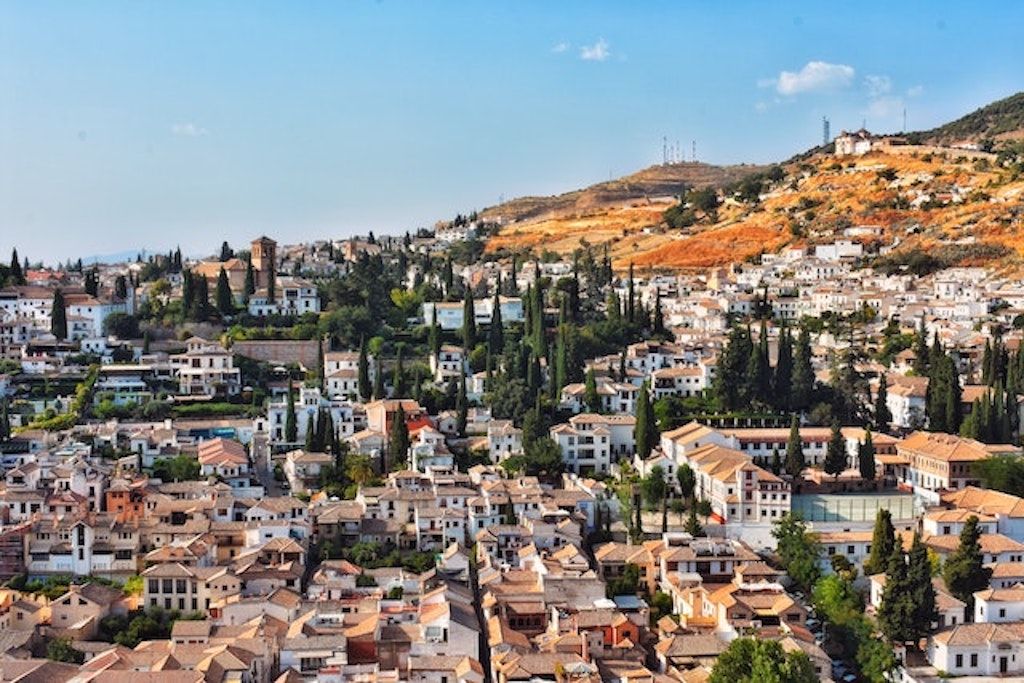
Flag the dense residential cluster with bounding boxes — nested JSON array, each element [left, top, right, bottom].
[[4, 220, 1024, 683]]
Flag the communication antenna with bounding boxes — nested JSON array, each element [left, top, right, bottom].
[[662, 136, 668, 165], [692, 140, 696, 162], [903, 108, 907, 133], [822, 116, 831, 146]]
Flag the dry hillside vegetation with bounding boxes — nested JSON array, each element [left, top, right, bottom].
[[487, 149, 1024, 272]]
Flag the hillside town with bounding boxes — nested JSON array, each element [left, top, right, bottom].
[[3, 194, 1024, 683]]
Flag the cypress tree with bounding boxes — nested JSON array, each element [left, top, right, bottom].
[[913, 317, 929, 375], [462, 288, 476, 351], [824, 422, 846, 478], [305, 415, 315, 451], [784, 415, 805, 477], [634, 382, 657, 459], [219, 241, 233, 261], [316, 338, 325, 391], [907, 531, 938, 641], [653, 289, 665, 335], [115, 275, 128, 300], [10, 249, 24, 285], [878, 542, 915, 646], [943, 515, 993, 609], [773, 324, 793, 411], [373, 354, 385, 399], [456, 373, 468, 437], [859, 428, 877, 481], [243, 257, 255, 304], [584, 368, 601, 413], [770, 447, 782, 475], [0, 399, 9, 443], [489, 285, 504, 354], [388, 405, 410, 469], [626, 262, 636, 324], [874, 378, 892, 432], [864, 508, 896, 576], [428, 308, 441, 358], [285, 385, 298, 443], [357, 336, 371, 401], [216, 267, 233, 315], [393, 345, 406, 397], [266, 259, 276, 303], [791, 327, 814, 411], [51, 289, 67, 339]]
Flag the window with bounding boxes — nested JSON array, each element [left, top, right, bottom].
[[956, 654, 963, 668], [971, 653, 978, 667]]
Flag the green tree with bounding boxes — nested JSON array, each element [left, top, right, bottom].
[[489, 286, 504, 354], [47, 636, 85, 664], [773, 324, 793, 410], [284, 385, 298, 443], [641, 466, 667, 510], [772, 513, 820, 594], [792, 326, 815, 411], [709, 638, 816, 683], [676, 463, 696, 501], [266, 259, 276, 303], [51, 288, 67, 339], [634, 381, 657, 459], [943, 515, 992, 609], [907, 531, 938, 643], [9, 248, 25, 285], [874, 379, 892, 432], [462, 288, 476, 351], [392, 344, 406, 397], [243, 257, 255, 303], [357, 336, 371, 401], [584, 368, 601, 413], [784, 414, 805, 478], [824, 422, 846, 478], [684, 506, 704, 537], [373, 354, 385, 399], [859, 429, 877, 481], [216, 267, 234, 315], [863, 508, 896, 576], [878, 541, 915, 646], [388, 405, 410, 470]]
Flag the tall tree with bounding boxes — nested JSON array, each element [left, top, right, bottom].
[[652, 289, 666, 335], [50, 289, 67, 340], [114, 275, 128, 300], [373, 354, 385, 399], [878, 541, 915, 646], [634, 382, 657, 459], [462, 288, 476, 351], [243, 257, 255, 304], [874, 378, 892, 432], [392, 344, 406, 397], [9, 249, 24, 285], [773, 324, 793, 410], [357, 336, 371, 401], [912, 317, 930, 375], [859, 428, 877, 481], [216, 267, 234, 315], [824, 422, 847, 478], [677, 463, 696, 501], [907, 531, 938, 642], [219, 241, 233, 261], [456, 373, 468, 437], [284, 385, 298, 443], [791, 327, 815, 411], [266, 259, 276, 303], [943, 515, 993, 609], [863, 508, 896, 576], [709, 638, 817, 683], [784, 415, 805, 478], [428, 307, 441, 358], [388, 405, 410, 470], [584, 368, 601, 413], [489, 284, 504, 354], [626, 262, 636, 324], [0, 399, 10, 443]]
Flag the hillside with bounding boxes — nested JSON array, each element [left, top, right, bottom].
[[916, 91, 1024, 146], [483, 93, 1024, 271], [481, 162, 764, 225]]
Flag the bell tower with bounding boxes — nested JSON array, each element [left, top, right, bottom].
[[250, 236, 277, 287]]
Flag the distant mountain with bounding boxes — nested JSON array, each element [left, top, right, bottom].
[[914, 91, 1024, 146], [80, 249, 146, 266]]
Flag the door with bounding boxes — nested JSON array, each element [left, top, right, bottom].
[[1000, 656, 1008, 673]]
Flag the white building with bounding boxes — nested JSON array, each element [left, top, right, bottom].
[[171, 337, 241, 397]]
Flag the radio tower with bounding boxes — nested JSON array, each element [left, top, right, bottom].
[[662, 136, 668, 165], [822, 116, 831, 146], [691, 140, 696, 162]]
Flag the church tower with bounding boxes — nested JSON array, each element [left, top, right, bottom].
[[250, 236, 277, 288]]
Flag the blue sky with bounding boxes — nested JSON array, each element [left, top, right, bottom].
[[2, 1, 1022, 263]]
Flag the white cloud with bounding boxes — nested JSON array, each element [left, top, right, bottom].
[[864, 74, 892, 98], [580, 38, 610, 62], [907, 85, 924, 97], [171, 122, 209, 137], [775, 61, 855, 95], [551, 41, 569, 53]]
